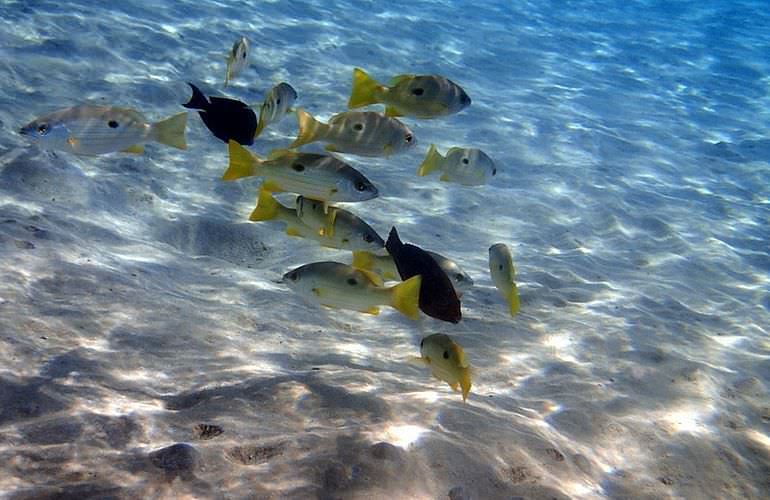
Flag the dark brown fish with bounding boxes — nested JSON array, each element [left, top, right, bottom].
[[385, 227, 461, 323], [183, 82, 257, 145]]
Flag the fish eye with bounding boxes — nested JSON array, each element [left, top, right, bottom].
[[276, 98, 281, 105], [353, 123, 364, 131], [412, 87, 424, 96], [405, 134, 413, 144], [420, 339, 424, 348], [492, 168, 497, 175], [462, 158, 469, 164], [346, 277, 358, 286], [363, 233, 374, 243], [499, 264, 504, 271], [292, 163, 305, 172], [355, 181, 367, 191], [37, 123, 50, 135], [443, 350, 449, 359], [242, 52, 247, 59], [455, 274, 464, 281], [108, 120, 119, 129]]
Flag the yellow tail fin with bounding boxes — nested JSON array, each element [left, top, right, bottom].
[[152, 112, 187, 150], [249, 188, 279, 221], [417, 144, 443, 176], [351, 250, 375, 271], [508, 283, 521, 316], [348, 68, 384, 109], [390, 275, 422, 320], [289, 108, 325, 149], [223, 140, 259, 181]]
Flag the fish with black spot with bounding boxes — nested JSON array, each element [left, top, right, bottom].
[[183, 82, 257, 145], [385, 227, 461, 323]]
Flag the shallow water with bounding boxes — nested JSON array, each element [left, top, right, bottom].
[[0, 0, 768, 498]]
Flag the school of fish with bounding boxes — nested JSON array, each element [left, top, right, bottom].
[[18, 36, 522, 403]]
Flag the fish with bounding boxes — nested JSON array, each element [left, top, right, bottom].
[[415, 333, 472, 402], [417, 144, 497, 186], [182, 83, 257, 145], [282, 261, 422, 320], [348, 68, 471, 118], [19, 104, 187, 155], [224, 140, 379, 203], [224, 36, 249, 87], [489, 243, 520, 316], [295, 196, 385, 251], [250, 190, 385, 253], [385, 227, 461, 323], [351, 250, 473, 297], [289, 109, 415, 157], [254, 82, 298, 138]]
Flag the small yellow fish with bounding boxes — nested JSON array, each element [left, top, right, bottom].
[[19, 105, 187, 156], [250, 190, 385, 253], [289, 108, 415, 157], [351, 250, 473, 297], [415, 333, 472, 401], [348, 68, 471, 118], [489, 243, 520, 316], [223, 140, 379, 203], [254, 82, 298, 138], [417, 144, 496, 186], [224, 36, 249, 87], [282, 261, 422, 319]]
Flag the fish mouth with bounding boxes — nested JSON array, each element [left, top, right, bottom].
[[19, 126, 31, 136]]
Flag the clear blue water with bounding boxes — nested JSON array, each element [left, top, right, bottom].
[[0, 1, 768, 498]]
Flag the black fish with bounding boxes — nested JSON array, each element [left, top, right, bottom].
[[183, 82, 257, 145], [385, 227, 461, 323]]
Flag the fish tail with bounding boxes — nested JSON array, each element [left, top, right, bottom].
[[351, 250, 375, 271], [152, 112, 188, 150], [249, 188, 278, 221], [417, 144, 443, 176], [459, 367, 472, 402], [254, 114, 266, 139], [289, 108, 324, 149], [182, 82, 209, 110], [390, 275, 422, 320], [508, 283, 521, 316], [385, 226, 402, 256], [348, 68, 384, 109], [223, 140, 259, 180]]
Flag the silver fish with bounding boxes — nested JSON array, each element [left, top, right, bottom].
[[255, 82, 298, 138]]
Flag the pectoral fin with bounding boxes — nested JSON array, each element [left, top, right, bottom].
[[121, 144, 145, 154]]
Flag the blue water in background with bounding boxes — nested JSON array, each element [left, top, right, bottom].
[[0, 1, 768, 498]]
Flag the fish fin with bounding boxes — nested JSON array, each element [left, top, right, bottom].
[[286, 226, 303, 237], [351, 251, 374, 271], [152, 112, 187, 150], [417, 144, 443, 176], [385, 227, 402, 256], [223, 140, 259, 180], [121, 144, 145, 154], [388, 74, 414, 86], [248, 188, 278, 221], [182, 82, 209, 110], [384, 106, 403, 117], [262, 180, 283, 192], [324, 144, 341, 153], [459, 367, 472, 402], [390, 275, 422, 320], [253, 116, 266, 139], [383, 144, 393, 156], [439, 173, 450, 182], [382, 270, 398, 281], [359, 268, 384, 287], [407, 355, 429, 367], [267, 148, 294, 160], [361, 306, 380, 315], [289, 108, 324, 149], [508, 283, 520, 316], [348, 68, 385, 109], [450, 382, 460, 392]]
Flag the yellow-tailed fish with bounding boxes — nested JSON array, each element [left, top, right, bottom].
[[254, 82, 298, 138], [224, 36, 249, 87], [289, 109, 415, 157], [251, 190, 385, 253], [351, 250, 473, 297], [282, 261, 422, 319], [295, 196, 385, 252], [416, 333, 472, 402], [417, 144, 496, 186], [348, 68, 471, 118], [19, 105, 187, 155], [224, 140, 378, 202], [489, 243, 520, 316]]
